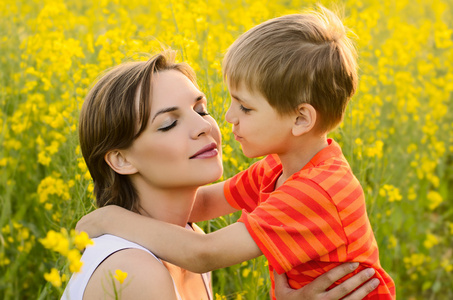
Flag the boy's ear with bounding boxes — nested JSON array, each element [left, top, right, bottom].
[[292, 103, 317, 136], [104, 150, 138, 175]]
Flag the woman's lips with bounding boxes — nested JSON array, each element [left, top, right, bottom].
[[190, 142, 218, 159]]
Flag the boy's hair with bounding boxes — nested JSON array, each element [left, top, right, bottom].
[[223, 6, 358, 133], [79, 51, 196, 212]]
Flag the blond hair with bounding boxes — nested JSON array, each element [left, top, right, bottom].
[[79, 51, 196, 211], [223, 6, 358, 133]]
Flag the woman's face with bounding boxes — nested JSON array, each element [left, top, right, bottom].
[[124, 69, 223, 189]]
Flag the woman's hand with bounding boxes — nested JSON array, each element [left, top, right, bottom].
[[274, 263, 379, 300]]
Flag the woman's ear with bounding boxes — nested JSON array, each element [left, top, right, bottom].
[[292, 103, 317, 136], [104, 150, 138, 175]]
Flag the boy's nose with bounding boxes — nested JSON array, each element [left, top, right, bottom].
[[225, 105, 237, 124]]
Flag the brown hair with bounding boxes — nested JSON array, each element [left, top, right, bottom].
[[79, 51, 197, 211], [223, 5, 358, 133]]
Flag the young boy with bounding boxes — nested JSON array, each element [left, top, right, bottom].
[[77, 6, 395, 299]]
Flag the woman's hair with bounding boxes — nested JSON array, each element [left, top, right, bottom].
[[79, 51, 197, 212], [223, 5, 358, 133]]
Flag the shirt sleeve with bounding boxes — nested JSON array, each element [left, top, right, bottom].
[[223, 159, 264, 212], [237, 178, 348, 274]]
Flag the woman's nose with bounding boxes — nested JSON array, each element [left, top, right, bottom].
[[192, 114, 212, 138]]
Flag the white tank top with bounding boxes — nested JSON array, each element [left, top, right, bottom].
[[61, 229, 212, 300]]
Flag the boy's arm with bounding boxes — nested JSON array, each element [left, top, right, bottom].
[[76, 205, 262, 273], [189, 181, 239, 222]]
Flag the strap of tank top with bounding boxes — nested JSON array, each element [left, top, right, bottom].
[[186, 223, 213, 300]]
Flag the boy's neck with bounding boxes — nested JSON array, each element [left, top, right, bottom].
[[276, 134, 328, 188]]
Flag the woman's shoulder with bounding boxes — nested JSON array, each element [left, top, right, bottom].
[[83, 247, 178, 299]]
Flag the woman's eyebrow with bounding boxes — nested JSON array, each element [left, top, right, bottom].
[[152, 107, 178, 122], [152, 94, 205, 122]]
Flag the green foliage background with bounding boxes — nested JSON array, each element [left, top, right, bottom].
[[0, 0, 452, 299]]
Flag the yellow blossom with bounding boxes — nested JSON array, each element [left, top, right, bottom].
[[441, 259, 453, 273], [427, 191, 443, 210], [74, 231, 94, 251], [388, 235, 397, 249], [68, 249, 83, 273], [44, 268, 62, 287], [114, 269, 128, 284], [242, 268, 251, 278], [423, 233, 439, 249], [379, 184, 402, 202]]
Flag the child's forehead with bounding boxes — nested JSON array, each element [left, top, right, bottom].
[[228, 81, 264, 99]]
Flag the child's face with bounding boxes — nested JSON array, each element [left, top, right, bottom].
[[225, 83, 295, 158], [124, 70, 223, 189]]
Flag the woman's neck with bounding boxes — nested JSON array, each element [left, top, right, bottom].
[[134, 180, 199, 227]]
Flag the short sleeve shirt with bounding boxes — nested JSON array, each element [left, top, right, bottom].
[[224, 139, 395, 299]]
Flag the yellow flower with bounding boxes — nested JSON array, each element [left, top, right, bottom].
[[407, 187, 417, 201], [242, 268, 250, 278], [114, 269, 128, 284], [39, 230, 60, 250], [427, 191, 443, 210], [388, 235, 397, 249], [68, 249, 83, 273], [39, 229, 70, 256], [215, 294, 227, 300], [379, 184, 402, 202], [74, 231, 94, 251], [423, 233, 439, 249], [44, 268, 62, 287], [37, 151, 51, 166], [441, 259, 453, 273]]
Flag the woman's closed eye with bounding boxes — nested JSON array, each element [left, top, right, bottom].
[[158, 120, 178, 132]]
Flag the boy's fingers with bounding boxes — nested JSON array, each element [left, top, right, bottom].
[[310, 263, 359, 292], [326, 268, 378, 299]]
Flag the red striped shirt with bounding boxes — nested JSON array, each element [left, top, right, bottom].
[[224, 139, 395, 299]]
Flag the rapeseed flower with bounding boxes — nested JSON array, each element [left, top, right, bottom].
[[44, 268, 63, 288], [114, 269, 128, 284]]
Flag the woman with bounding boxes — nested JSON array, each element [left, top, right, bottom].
[[63, 51, 376, 299]]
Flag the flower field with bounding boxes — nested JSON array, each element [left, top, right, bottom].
[[1, 0, 452, 299]]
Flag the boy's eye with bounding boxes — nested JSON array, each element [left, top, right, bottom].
[[158, 120, 177, 132], [239, 105, 252, 113]]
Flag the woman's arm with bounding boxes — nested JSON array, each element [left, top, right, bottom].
[[274, 263, 379, 300], [84, 248, 178, 300]]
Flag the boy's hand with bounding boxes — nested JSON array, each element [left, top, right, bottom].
[[76, 205, 127, 238], [274, 263, 379, 300]]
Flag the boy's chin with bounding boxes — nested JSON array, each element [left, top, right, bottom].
[[242, 149, 264, 159]]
